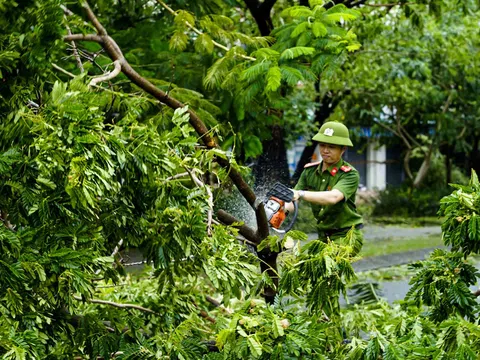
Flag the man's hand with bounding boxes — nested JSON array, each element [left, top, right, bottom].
[[291, 189, 300, 201]]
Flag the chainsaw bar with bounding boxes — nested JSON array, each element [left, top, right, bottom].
[[265, 182, 294, 202]]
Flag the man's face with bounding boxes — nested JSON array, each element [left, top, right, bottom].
[[318, 143, 345, 166]]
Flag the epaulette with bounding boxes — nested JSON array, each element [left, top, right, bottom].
[[340, 165, 352, 172], [304, 161, 321, 169]]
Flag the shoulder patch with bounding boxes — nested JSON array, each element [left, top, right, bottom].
[[340, 165, 352, 172], [304, 161, 321, 169]]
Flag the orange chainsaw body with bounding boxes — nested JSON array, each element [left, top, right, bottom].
[[265, 196, 287, 229]]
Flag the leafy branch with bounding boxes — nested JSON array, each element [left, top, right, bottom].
[[63, 1, 269, 245], [73, 295, 158, 314], [157, 0, 256, 61], [89, 60, 121, 87]]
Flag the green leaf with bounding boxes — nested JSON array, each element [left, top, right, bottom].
[[169, 30, 189, 51], [468, 214, 479, 241], [272, 317, 285, 338], [241, 61, 271, 82], [243, 135, 263, 159], [247, 336, 262, 358], [280, 47, 315, 60], [312, 21, 327, 37], [195, 33, 214, 54], [174, 10, 196, 28], [291, 22, 309, 38], [346, 43, 361, 52], [265, 66, 282, 92], [36, 176, 56, 190], [51, 81, 67, 105]]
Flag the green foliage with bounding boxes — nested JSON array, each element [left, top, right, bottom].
[[372, 186, 451, 217], [280, 229, 359, 317], [213, 301, 328, 359], [0, 77, 260, 358], [439, 170, 480, 255], [406, 249, 479, 321]]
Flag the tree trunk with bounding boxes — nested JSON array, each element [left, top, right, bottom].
[[258, 251, 278, 304], [291, 142, 317, 185], [244, 0, 291, 190], [467, 135, 480, 176], [243, 0, 276, 36], [403, 148, 414, 182], [413, 147, 433, 188], [253, 125, 290, 189], [446, 147, 452, 186], [439, 142, 453, 186]]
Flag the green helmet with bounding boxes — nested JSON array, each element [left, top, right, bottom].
[[312, 121, 353, 147]]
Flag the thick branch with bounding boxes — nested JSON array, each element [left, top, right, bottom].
[[60, 4, 74, 16], [373, 118, 408, 147], [73, 295, 157, 314], [255, 204, 270, 240], [64, 34, 104, 43], [81, 1, 108, 36], [52, 63, 76, 77], [403, 148, 414, 181], [0, 210, 15, 231], [394, 111, 414, 151], [165, 172, 189, 181], [398, 123, 422, 149], [413, 145, 433, 188], [259, 0, 277, 13], [217, 210, 260, 244], [206, 295, 234, 314], [89, 60, 122, 87], [111, 239, 123, 257]]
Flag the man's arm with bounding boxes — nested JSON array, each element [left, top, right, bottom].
[[284, 189, 343, 213], [292, 189, 344, 205], [290, 171, 359, 207]]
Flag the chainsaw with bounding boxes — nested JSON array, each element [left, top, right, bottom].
[[263, 182, 298, 234]]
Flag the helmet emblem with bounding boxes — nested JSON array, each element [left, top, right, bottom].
[[324, 128, 334, 136]]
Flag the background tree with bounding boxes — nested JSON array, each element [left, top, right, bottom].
[[292, 0, 480, 187]]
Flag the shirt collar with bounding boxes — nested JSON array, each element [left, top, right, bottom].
[[319, 159, 344, 176]]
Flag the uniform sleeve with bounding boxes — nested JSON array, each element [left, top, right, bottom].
[[332, 171, 359, 201], [294, 169, 308, 190]]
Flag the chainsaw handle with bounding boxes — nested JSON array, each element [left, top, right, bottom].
[[271, 200, 298, 234]]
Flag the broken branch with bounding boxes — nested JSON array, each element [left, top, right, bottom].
[[217, 209, 260, 244], [64, 34, 104, 43], [73, 295, 157, 314], [89, 60, 122, 87]]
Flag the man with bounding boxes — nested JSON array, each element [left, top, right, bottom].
[[290, 121, 364, 255]]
